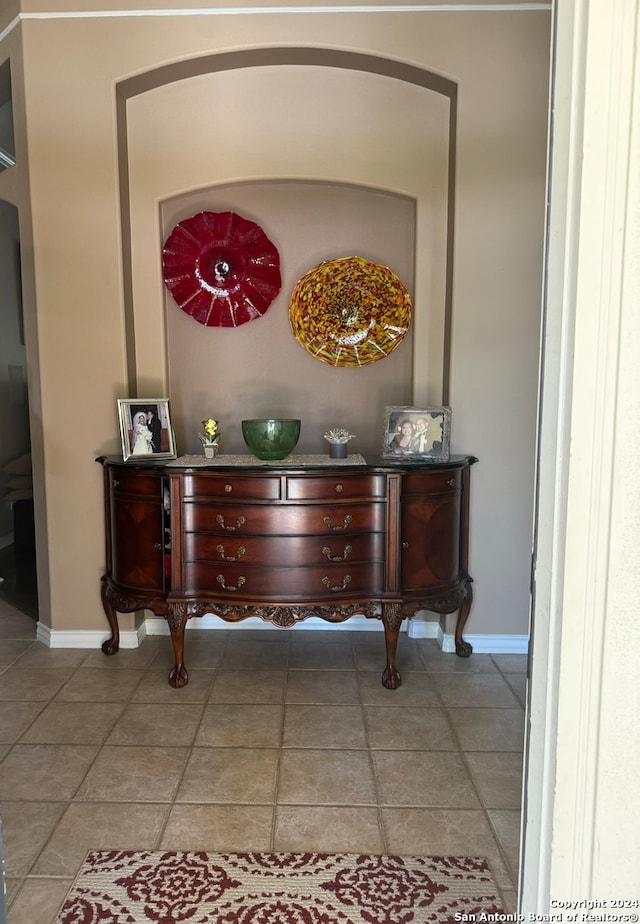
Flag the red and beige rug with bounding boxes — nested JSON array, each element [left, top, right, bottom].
[[56, 850, 502, 924], [54, 850, 504, 923]]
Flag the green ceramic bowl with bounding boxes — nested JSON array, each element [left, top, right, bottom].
[[241, 418, 301, 461]]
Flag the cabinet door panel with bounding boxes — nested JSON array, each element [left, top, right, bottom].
[[401, 495, 461, 589], [110, 496, 164, 592]]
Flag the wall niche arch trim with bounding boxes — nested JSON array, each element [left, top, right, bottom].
[[116, 46, 457, 399]]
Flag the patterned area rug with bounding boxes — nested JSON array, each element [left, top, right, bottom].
[[54, 850, 504, 923]]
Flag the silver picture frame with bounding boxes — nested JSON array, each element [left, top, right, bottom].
[[118, 398, 176, 462], [381, 405, 451, 461]]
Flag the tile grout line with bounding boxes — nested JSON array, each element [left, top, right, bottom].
[[270, 635, 292, 850], [356, 654, 391, 855]]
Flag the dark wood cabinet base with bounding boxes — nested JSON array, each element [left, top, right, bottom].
[[98, 456, 477, 688], [100, 578, 474, 690]]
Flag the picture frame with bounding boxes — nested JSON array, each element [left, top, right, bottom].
[[118, 398, 176, 462], [381, 405, 451, 461]]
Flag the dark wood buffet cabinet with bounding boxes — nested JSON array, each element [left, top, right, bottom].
[[97, 455, 477, 689]]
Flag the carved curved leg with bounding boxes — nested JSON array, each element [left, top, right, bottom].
[[167, 603, 189, 688], [455, 576, 474, 658], [381, 602, 403, 689], [100, 579, 120, 656]]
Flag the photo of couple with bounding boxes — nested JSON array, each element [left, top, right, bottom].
[[131, 408, 162, 455], [382, 406, 451, 461]]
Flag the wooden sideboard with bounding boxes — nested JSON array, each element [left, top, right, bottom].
[[97, 455, 477, 688]]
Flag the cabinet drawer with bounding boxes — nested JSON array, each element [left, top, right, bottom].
[[109, 470, 163, 498], [181, 561, 385, 599], [402, 469, 462, 496], [183, 532, 385, 567], [182, 502, 386, 536], [180, 473, 281, 501], [286, 474, 386, 501]]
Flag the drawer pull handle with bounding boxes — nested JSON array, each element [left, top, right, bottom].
[[402, 540, 409, 550], [323, 514, 352, 531], [322, 574, 352, 592], [216, 514, 246, 532], [154, 542, 162, 551], [224, 484, 233, 493], [335, 483, 344, 493], [112, 479, 119, 487], [216, 544, 246, 562], [322, 544, 352, 562], [447, 478, 456, 487], [216, 574, 246, 592]]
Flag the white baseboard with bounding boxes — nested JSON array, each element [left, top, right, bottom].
[[39, 614, 528, 654], [401, 618, 529, 653], [406, 618, 439, 639], [37, 621, 148, 650], [439, 627, 529, 654]]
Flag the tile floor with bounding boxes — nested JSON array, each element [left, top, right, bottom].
[[0, 595, 526, 923]]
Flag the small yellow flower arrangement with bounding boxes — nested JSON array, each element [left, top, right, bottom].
[[199, 418, 220, 457]]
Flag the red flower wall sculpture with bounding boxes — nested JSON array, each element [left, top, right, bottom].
[[162, 210, 281, 327]]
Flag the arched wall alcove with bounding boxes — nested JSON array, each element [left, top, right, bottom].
[[161, 178, 417, 455], [116, 47, 457, 453]]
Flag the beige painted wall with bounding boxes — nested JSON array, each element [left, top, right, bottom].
[[0, 5, 550, 638]]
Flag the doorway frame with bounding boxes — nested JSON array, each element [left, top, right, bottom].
[[521, 0, 640, 903]]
